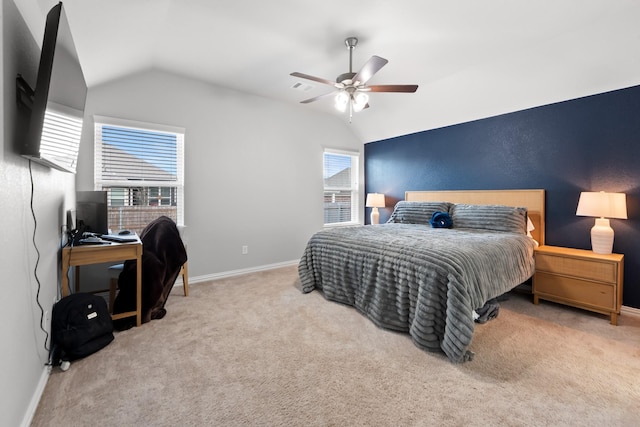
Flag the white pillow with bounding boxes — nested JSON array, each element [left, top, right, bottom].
[[527, 216, 539, 246], [526, 216, 535, 236]]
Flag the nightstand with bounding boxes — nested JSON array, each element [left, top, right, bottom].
[[533, 245, 624, 325]]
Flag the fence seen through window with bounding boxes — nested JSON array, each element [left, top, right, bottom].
[[105, 186, 178, 235]]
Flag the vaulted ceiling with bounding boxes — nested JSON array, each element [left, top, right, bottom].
[[19, 0, 640, 142]]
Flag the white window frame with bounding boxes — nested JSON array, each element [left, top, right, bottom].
[[323, 147, 360, 227], [94, 116, 185, 229]]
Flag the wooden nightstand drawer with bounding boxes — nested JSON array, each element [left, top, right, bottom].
[[534, 272, 614, 310], [535, 253, 617, 284], [533, 246, 624, 325]]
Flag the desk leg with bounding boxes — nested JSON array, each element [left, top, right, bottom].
[[136, 256, 142, 326], [61, 251, 70, 297], [75, 266, 81, 293]]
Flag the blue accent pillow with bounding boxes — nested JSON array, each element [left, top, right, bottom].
[[430, 211, 453, 228]]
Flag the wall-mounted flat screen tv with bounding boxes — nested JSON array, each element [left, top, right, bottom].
[[20, 2, 87, 174]]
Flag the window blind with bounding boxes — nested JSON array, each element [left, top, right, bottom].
[[323, 149, 359, 225], [94, 117, 184, 232]]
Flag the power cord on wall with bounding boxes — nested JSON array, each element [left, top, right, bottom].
[[29, 160, 50, 354]]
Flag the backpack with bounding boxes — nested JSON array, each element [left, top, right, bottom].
[[51, 293, 114, 362]]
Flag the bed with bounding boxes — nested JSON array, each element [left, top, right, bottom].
[[298, 189, 545, 362]]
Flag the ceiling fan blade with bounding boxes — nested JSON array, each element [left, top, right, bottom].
[[290, 72, 338, 87], [367, 84, 419, 93], [299, 91, 337, 104], [352, 55, 388, 85]]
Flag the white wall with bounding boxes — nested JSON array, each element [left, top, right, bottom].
[[1, 0, 77, 425], [78, 69, 363, 281], [4, 2, 361, 423]]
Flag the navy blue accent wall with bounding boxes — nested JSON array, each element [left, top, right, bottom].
[[365, 85, 640, 309]]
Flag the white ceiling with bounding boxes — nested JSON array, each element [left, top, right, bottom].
[[20, 0, 640, 142]]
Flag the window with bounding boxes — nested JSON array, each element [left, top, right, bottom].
[[94, 116, 184, 234], [323, 149, 359, 225]]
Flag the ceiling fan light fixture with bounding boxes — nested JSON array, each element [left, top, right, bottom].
[[335, 91, 349, 111], [291, 37, 418, 118], [352, 92, 369, 112]]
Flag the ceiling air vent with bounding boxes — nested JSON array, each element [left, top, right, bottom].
[[291, 82, 313, 92]]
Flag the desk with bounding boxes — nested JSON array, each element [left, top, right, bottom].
[[61, 239, 143, 326]]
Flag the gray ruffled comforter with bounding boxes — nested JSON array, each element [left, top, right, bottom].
[[298, 223, 536, 362]]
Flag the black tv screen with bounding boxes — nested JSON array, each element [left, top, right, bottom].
[[76, 191, 108, 237], [20, 2, 87, 173]]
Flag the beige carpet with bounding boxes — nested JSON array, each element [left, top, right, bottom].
[[32, 265, 640, 426]]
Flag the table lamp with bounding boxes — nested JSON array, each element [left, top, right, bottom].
[[576, 191, 627, 254], [365, 193, 386, 225]]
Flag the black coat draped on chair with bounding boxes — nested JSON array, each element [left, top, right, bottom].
[[112, 216, 187, 330]]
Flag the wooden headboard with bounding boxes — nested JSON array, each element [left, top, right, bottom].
[[405, 189, 545, 246]]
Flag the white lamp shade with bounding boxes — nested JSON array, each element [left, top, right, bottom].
[[576, 191, 627, 219], [365, 193, 385, 208]]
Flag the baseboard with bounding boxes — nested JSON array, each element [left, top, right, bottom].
[[180, 259, 299, 286], [621, 305, 640, 319], [21, 365, 51, 427]]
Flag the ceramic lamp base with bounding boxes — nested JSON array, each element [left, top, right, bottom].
[[591, 218, 614, 254], [370, 207, 380, 225]]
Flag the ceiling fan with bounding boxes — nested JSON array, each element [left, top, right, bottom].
[[290, 37, 418, 120]]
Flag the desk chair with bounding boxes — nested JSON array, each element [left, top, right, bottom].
[[108, 221, 189, 316], [108, 261, 188, 313]]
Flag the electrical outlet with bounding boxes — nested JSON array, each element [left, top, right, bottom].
[[242, 245, 248, 255]]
